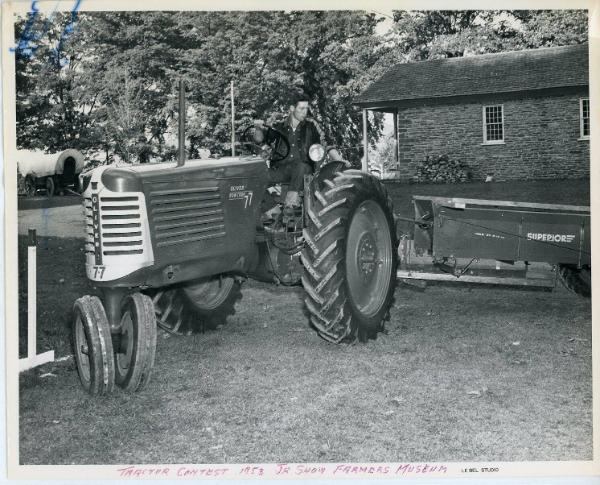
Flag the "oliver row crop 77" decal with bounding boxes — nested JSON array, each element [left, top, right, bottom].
[[229, 184, 253, 209]]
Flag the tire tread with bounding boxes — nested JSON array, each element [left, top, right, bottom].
[[302, 171, 397, 343], [72, 295, 115, 395]]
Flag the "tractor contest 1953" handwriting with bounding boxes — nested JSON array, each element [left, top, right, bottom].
[[115, 462, 454, 479]]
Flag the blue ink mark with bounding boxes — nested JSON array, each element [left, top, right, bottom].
[[53, 0, 82, 67], [9, 0, 40, 58], [42, 207, 49, 250], [10, 0, 81, 64], [33, 9, 58, 47]]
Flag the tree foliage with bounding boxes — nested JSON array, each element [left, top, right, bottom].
[[392, 10, 588, 60], [14, 9, 587, 163], [15, 10, 397, 163]]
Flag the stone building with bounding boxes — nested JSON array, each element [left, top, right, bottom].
[[354, 44, 590, 181]]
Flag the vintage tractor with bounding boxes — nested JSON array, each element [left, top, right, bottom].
[[73, 95, 397, 395], [73, 86, 591, 396]]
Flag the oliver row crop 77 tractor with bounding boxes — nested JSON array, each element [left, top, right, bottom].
[[73, 85, 591, 395]]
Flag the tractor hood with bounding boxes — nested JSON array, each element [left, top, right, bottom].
[[100, 156, 266, 193], [84, 154, 269, 287]]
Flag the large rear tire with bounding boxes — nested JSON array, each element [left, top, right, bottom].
[[302, 169, 397, 343], [72, 296, 115, 395], [114, 293, 157, 392], [558, 264, 591, 298], [150, 276, 242, 334]]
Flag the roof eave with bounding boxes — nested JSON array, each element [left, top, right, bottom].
[[353, 83, 589, 108]]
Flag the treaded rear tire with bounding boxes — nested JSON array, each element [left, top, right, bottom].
[[149, 276, 242, 334], [558, 265, 591, 298], [302, 169, 397, 343], [183, 276, 242, 331]]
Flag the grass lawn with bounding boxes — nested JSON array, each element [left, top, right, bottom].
[[16, 178, 592, 465]]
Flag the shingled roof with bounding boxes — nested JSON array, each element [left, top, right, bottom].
[[355, 44, 588, 108]]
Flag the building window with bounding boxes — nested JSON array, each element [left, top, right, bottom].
[[580, 98, 590, 139], [483, 105, 504, 144]]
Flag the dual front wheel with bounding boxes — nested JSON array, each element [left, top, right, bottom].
[[73, 276, 241, 395], [73, 293, 157, 396]]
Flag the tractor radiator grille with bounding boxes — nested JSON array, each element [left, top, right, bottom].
[[148, 186, 225, 248], [84, 195, 144, 260], [84, 197, 94, 257]]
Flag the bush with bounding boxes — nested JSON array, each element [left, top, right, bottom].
[[414, 154, 471, 183]]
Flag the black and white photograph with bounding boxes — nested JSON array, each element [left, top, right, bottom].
[[2, 0, 598, 480]]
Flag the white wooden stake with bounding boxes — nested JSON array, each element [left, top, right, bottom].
[[27, 231, 36, 358], [20, 229, 54, 372]]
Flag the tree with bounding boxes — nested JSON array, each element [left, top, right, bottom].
[[392, 10, 588, 60], [15, 10, 399, 162], [103, 72, 147, 162], [14, 9, 587, 163], [14, 12, 99, 152], [512, 10, 588, 48]]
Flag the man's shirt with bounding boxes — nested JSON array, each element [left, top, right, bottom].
[[273, 115, 323, 166], [283, 123, 303, 163]]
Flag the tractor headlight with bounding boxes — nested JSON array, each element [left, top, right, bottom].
[[308, 144, 325, 163]]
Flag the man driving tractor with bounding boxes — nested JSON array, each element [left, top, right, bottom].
[[254, 94, 324, 216]]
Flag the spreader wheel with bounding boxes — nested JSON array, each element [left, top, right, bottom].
[[150, 276, 242, 334], [72, 295, 115, 395], [302, 169, 397, 343], [558, 264, 591, 298], [114, 293, 157, 392]]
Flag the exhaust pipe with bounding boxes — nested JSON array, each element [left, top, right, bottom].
[[177, 79, 185, 167]]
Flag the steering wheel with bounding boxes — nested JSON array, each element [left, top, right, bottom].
[[241, 124, 290, 164]]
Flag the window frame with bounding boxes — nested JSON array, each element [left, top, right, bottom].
[[482, 104, 505, 145], [579, 97, 590, 140]]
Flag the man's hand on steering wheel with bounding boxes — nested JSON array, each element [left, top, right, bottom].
[[242, 122, 290, 164]]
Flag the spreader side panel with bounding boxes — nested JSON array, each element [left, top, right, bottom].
[[431, 203, 590, 265]]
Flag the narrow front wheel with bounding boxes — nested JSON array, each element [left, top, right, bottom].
[[114, 293, 157, 392], [72, 296, 115, 395]]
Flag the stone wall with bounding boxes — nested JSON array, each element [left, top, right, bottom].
[[396, 91, 590, 181]]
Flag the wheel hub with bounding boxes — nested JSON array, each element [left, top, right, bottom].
[[345, 200, 393, 317], [356, 233, 379, 280], [74, 315, 91, 382], [116, 313, 134, 371], [117, 330, 131, 355]]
